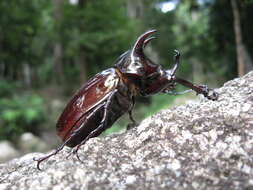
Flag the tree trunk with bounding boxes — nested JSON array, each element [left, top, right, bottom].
[[53, 0, 64, 84], [53, 43, 64, 83], [77, 0, 87, 83], [77, 48, 87, 82], [23, 63, 31, 87], [126, 0, 144, 19], [231, 0, 253, 76]]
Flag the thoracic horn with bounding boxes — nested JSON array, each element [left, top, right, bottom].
[[132, 30, 157, 55]]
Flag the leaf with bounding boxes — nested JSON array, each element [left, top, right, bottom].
[[2, 110, 20, 121]]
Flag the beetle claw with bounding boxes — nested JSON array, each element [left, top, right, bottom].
[[68, 146, 84, 163], [127, 122, 138, 130], [65, 151, 72, 159], [206, 89, 219, 101], [197, 85, 218, 101], [33, 154, 53, 171], [33, 157, 43, 171], [75, 152, 84, 163]]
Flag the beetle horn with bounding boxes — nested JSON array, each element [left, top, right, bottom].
[[132, 29, 157, 55], [143, 36, 156, 48]]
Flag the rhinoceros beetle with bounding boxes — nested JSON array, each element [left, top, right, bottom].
[[34, 30, 218, 170]]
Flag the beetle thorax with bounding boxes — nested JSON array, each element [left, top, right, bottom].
[[115, 68, 139, 97]]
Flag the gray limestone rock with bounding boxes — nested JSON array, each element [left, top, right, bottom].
[[0, 71, 253, 190]]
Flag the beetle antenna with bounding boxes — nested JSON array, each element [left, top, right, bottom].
[[171, 49, 180, 76]]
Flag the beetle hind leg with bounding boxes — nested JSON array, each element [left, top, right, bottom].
[[33, 137, 72, 170]]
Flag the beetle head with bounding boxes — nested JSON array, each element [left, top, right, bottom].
[[115, 30, 157, 77]]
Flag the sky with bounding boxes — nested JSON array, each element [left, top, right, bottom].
[[158, 0, 178, 13], [69, 0, 179, 13]]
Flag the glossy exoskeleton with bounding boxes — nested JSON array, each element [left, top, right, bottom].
[[34, 30, 218, 170]]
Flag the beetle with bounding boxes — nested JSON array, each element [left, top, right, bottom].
[[34, 30, 218, 170]]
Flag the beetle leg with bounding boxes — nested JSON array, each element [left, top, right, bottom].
[[33, 134, 75, 170], [175, 77, 218, 100], [34, 102, 107, 169], [127, 97, 137, 130], [127, 109, 136, 129], [71, 89, 118, 161]]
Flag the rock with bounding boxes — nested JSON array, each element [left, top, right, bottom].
[[0, 71, 253, 190], [0, 141, 20, 163], [18, 133, 49, 153]]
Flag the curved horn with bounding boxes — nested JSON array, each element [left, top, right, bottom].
[[143, 36, 156, 48], [132, 29, 157, 55]]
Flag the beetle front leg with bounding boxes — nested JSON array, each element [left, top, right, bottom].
[[175, 77, 218, 100]]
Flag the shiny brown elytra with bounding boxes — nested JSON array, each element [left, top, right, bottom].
[[34, 30, 218, 170]]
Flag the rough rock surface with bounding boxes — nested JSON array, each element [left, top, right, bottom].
[[0, 72, 253, 190]]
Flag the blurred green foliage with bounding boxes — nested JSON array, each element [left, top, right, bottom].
[[0, 81, 45, 141]]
